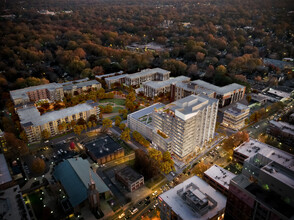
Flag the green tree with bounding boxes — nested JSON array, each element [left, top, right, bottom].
[[120, 128, 131, 141], [41, 129, 50, 140], [87, 121, 92, 129], [216, 65, 227, 75], [119, 123, 126, 130]]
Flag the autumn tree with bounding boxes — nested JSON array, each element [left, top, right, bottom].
[[119, 123, 126, 130], [102, 118, 112, 129], [120, 128, 131, 141], [115, 116, 122, 126], [41, 129, 50, 140], [4, 133, 29, 158], [31, 158, 46, 175]]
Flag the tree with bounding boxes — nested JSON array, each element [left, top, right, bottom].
[[216, 65, 227, 75], [41, 129, 50, 140], [187, 64, 198, 78], [120, 128, 130, 141], [246, 95, 252, 103], [160, 161, 173, 174], [148, 148, 163, 162], [119, 109, 128, 119], [77, 118, 86, 125], [73, 125, 83, 135], [87, 121, 92, 129], [89, 114, 98, 122], [104, 104, 113, 113], [102, 118, 112, 129], [31, 158, 46, 175], [115, 116, 122, 126], [192, 161, 210, 176], [126, 92, 136, 102], [163, 151, 172, 162], [58, 123, 66, 133], [162, 59, 187, 76], [4, 132, 28, 158], [196, 52, 205, 62], [119, 123, 126, 130]]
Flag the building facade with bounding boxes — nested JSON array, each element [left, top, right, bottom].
[[172, 80, 245, 108], [225, 139, 294, 220], [104, 74, 128, 89], [222, 103, 250, 130], [158, 175, 226, 220], [267, 120, 294, 145], [142, 76, 190, 98], [18, 100, 100, 143], [152, 95, 218, 161], [127, 103, 165, 141], [62, 79, 101, 95], [125, 68, 170, 87], [115, 166, 144, 192]]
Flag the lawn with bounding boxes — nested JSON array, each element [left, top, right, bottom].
[[112, 106, 124, 113], [99, 98, 125, 106]]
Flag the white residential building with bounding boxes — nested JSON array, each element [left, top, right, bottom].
[[152, 95, 218, 161], [222, 103, 250, 130]]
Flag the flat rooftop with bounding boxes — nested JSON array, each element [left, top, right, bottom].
[[143, 76, 190, 89], [104, 74, 128, 81], [161, 94, 218, 120], [62, 79, 100, 91], [18, 100, 97, 127], [158, 176, 226, 220], [128, 103, 165, 120], [0, 154, 12, 186], [10, 83, 62, 100], [224, 103, 249, 116], [234, 139, 294, 171], [267, 88, 291, 99], [0, 185, 30, 220], [84, 135, 123, 159], [116, 166, 143, 184], [204, 165, 236, 190], [126, 68, 170, 79], [193, 80, 245, 95], [95, 71, 124, 79], [175, 81, 216, 97], [269, 120, 294, 136]]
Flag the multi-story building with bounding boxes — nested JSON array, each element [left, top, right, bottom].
[[203, 165, 236, 196], [115, 166, 144, 192], [104, 74, 128, 89], [17, 100, 100, 143], [158, 175, 226, 220], [10, 83, 64, 106], [62, 79, 101, 95], [152, 95, 218, 161], [222, 103, 250, 130], [0, 130, 7, 152], [267, 120, 294, 145], [171, 80, 216, 101], [225, 139, 294, 220], [172, 80, 245, 108], [142, 76, 190, 98], [125, 68, 170, 87], [84, 135, 124, 165], [127, 103, 165, 140], [10, 78, 101, 106]]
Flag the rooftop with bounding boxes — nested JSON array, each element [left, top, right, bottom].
[[17, 100, 97, 127], [224, 103, 250, 116], [10, 83, 62, 100], [126, 68, 170, 79], [84, 135, 123, 159], [62, 79, 100, 91], [0, 185, 30, 220], [53, 157, 110, 207], [104, 74, 128, 81], [158, 176, 226, 220], [193, 80, 245, 95], [128, 103, 165, 120], [204, 165, 236, 190], [160, 94, 218, 120], [267, 88, 291, 99], [269, 120, 294, 136], [95, 71, 124, 79], [143, 76, 190, 89], [116, 166, 143, 184], [0, 154, 12, 186], [175, 81, 216, 97], [234, 139, 294, 171]]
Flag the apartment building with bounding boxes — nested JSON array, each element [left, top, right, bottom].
[[203, 165, 236, 196], [115, 166, 144, 192], [10, 83, 64, 106], [17, 100, 100, 143], [222, 103, 250, 130], [152, 95, 218, 161], [158, 175, 226, 220], [171, 80, 216, 101], [104, 74, 128, 89], [124, 68, 170, 87], [10, 78, 101, 106], [172, 80, 245, 107], [127, 103, 165, 141], [225, 139, 294, 220], [142, 76, 190, 98]]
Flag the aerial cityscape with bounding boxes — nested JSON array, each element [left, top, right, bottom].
[[0, 0, 293, 219]]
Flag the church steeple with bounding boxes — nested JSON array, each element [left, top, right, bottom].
[[87, 169, 100, 211]]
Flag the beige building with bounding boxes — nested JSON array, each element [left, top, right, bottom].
[[171, 80, 245, 108], [152, 95, 218, 161], [142, 76, 190, 98], [10, 78, 101, 106], [17, 100, 100, 143], [125, 68, 170, 87], [222, 103, 250, 130]]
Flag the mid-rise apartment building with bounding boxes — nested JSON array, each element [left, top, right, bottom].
[[225, 139, 294, 220], [17, 100, 100, 143], [10, 78, 101, 106], [127, 103, 165, 141], [142, 76, 190, 98], [158, 175, 226, 220], [172, 80, 245, 108], [104, 74, 128, 89], [125, 68, 170, 87], [152, 95, 218, 161], [222, 103, 250, 130]]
